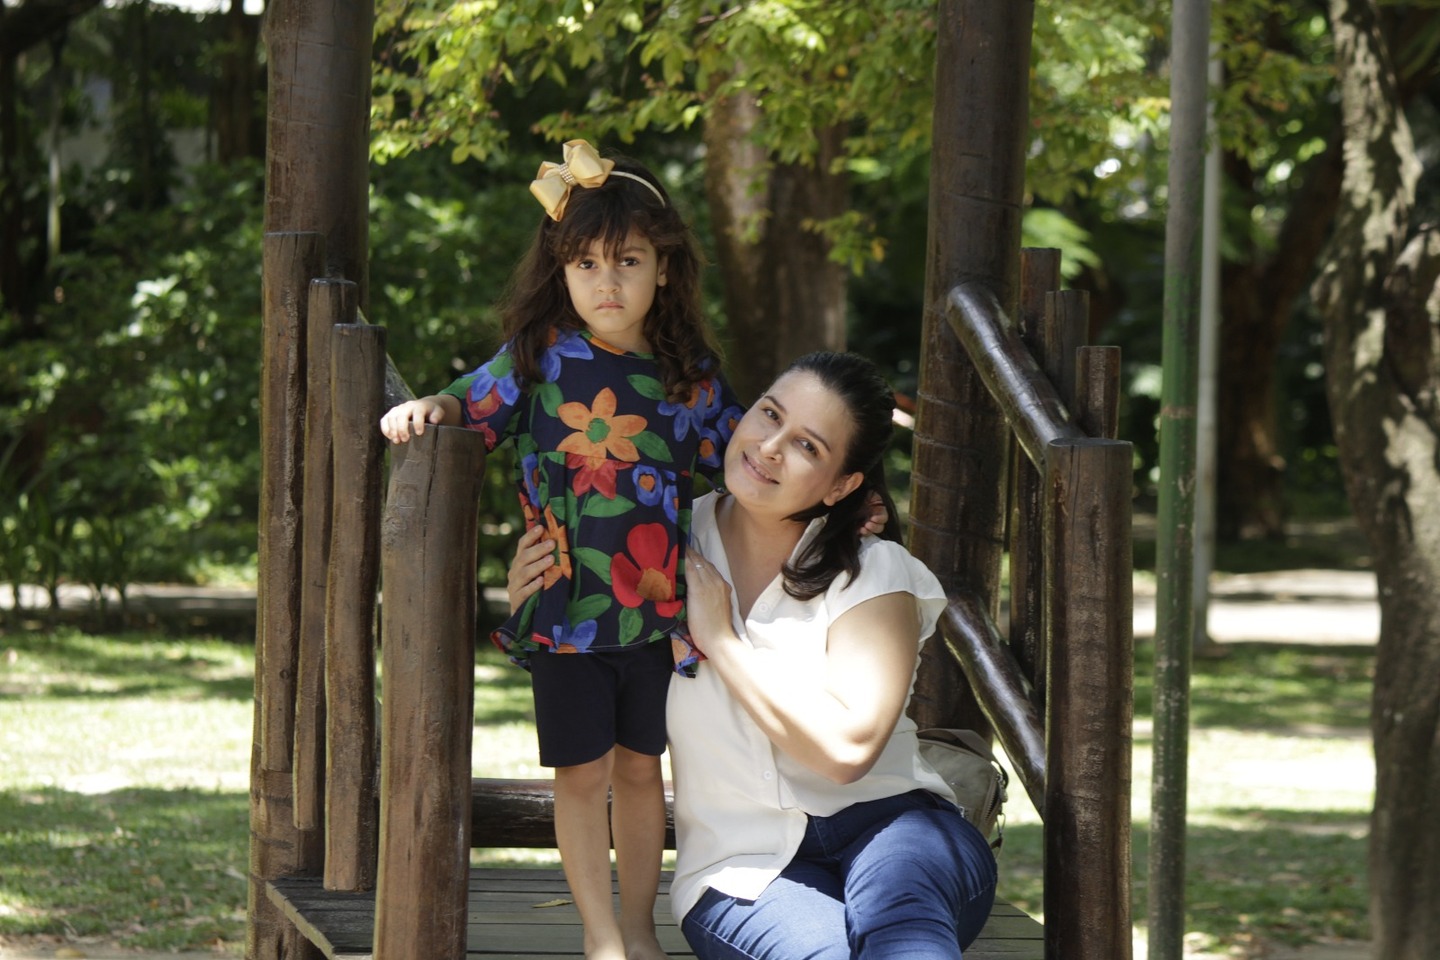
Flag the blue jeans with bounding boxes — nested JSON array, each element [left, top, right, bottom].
[[680, 790, 998, 960]]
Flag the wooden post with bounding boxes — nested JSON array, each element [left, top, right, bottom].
[[1008, 248, 1061, 705], [261, 0, 374, 312], [324, 321, 383, 891], [909, 0, 1038, 733], [1076, 347, 1122, 441], [250, 230, 326, 960], [1043, 437, 1134, 960], [295, 279, 357, 831], [375, 427, 488, 960]]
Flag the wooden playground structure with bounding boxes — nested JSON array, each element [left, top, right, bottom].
[[247, 2, 1134, 958]]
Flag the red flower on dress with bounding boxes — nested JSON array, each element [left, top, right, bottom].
[[464, 385, 502, 447], [611, 523, 681, 617], [567, 453, 632, 499]]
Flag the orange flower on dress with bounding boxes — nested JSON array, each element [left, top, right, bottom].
[[557, 388, 647, 462], [539, 505, 572, 590]]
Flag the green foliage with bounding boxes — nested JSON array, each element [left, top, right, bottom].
[[1, 144, 553, 599], [3, 161, 267, 609]]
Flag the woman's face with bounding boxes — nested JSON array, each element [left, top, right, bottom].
[[724, 370, 864, 517]]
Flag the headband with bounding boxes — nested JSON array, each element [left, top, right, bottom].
[[529, 139, 666, 221]]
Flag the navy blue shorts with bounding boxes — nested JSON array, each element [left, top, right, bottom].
[[528, 640, 674, 768]]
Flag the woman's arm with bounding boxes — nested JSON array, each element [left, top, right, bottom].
[[506, 525, 555, 613], [685, 550, 920, 784]]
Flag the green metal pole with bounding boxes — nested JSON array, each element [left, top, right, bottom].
[[1150, 1, 1210, 958]]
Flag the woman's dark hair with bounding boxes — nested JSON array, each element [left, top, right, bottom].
[[499, 154, 720, 401], [778, 351, 903, 601]]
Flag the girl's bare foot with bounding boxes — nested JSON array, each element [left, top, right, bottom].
[[623, 930, 672, 960]]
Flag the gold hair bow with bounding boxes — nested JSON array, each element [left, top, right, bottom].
[[529, 139, 666, 221]]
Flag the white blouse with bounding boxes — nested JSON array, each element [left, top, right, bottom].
[[666, 492, 952, 922]]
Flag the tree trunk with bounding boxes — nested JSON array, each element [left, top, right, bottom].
[[1313, 3, 1440, 958], [1215, 127, 1345, 541], [702, 92, 848, 404]]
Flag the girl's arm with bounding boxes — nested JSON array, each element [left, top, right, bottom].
[[684, 549, 920, 784], [379, 394, 460, 443]]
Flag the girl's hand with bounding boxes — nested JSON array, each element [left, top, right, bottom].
[[860, 490, 889, 537], [507, 525, 555, 613], [683, 547, 736, 657], [379, 396, 451, 444]]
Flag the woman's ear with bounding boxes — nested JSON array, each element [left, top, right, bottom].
[[823, 471, 865, 507], [657, 254, 668, 287]]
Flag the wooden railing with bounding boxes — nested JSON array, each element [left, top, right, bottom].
[[942, 249, 1134, 960], [248, 238, 1131, 960]]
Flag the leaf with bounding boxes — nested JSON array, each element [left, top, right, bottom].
[[572, 546, 614, 583], [581, 495, 637, 519], [567, 593, 610, 622], [619, 606, 643, 646], [532, 898, 572, 909], [627, 374, 666, 400], [630, 431, 672, 462]]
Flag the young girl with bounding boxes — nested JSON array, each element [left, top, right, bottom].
[[380, 139, 743, 960]]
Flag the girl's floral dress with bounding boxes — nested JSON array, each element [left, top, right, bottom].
[[441, 327, 744, 674]]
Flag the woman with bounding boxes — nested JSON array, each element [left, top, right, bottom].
[[511, 352, 998, 959]]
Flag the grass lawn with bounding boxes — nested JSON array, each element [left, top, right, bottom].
[[0, 625, 1373, 956]]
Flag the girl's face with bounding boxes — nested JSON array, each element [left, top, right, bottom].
[[562, 228, 666, 354], [724, 370, 864, 519]]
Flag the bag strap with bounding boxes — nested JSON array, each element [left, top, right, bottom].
[[916, 727, 997, 761]]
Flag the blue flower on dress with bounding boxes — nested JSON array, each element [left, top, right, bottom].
[[697, 427, 726, 471], [520, 452, 543, 510], [553, 619, 598, 653], [634, 465, 664, 507], [540, 329, 595, 382], [660, 378, 719, 442], [661, 479, 679, 524]]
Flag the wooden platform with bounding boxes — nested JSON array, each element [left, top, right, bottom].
[[269, 867, 1045, 959]]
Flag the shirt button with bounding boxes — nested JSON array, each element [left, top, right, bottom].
[[762, 771, 774, 781], [757, 602, 770, 613]]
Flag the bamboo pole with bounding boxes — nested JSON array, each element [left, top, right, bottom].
[[1150, 1, 1210, 956]]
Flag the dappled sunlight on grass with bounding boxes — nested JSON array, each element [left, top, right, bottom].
[[0, 623, 1377, 956], [0, 787, 249, 951]]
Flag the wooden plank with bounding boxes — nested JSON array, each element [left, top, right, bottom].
[[270, 870, 1044, 960], [470, 778, 677, 850]]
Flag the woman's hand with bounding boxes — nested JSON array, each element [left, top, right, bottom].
[[683, 547, 737, 657], [507, 525, 555, 613], [378, 395, 457, 444]]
